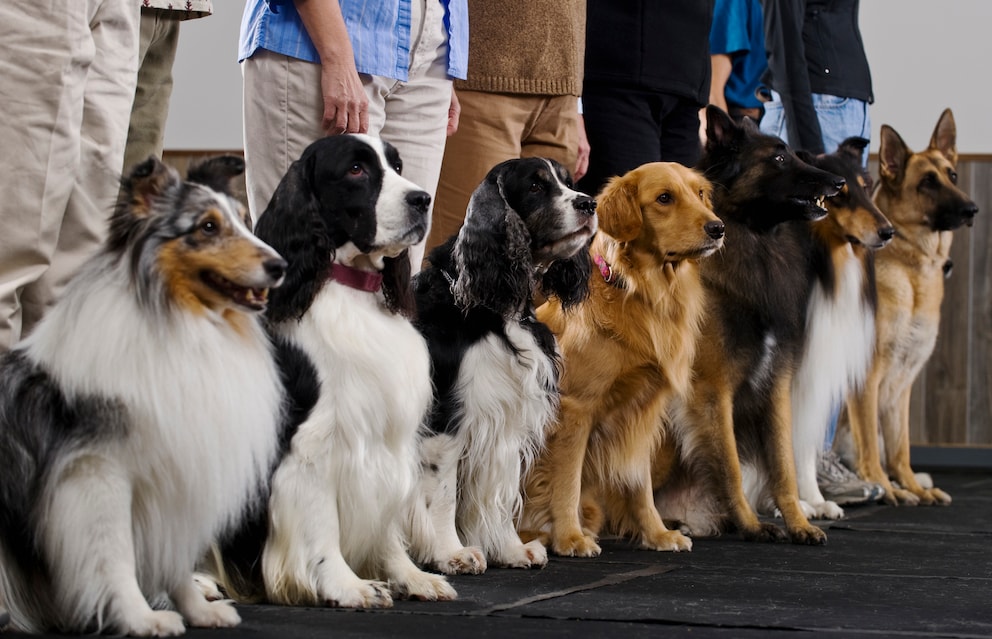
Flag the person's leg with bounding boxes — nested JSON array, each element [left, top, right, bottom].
[[427, 91, 532, 254], [578, 84, 661, 197], [370, 0, 452, 272], [10, 0, 139, 343], [658, 95, 703, 167], [123, 9, 181, 172], [520, 95, 579, 174], [242, 50, 324, 220], [758, 91, 789, 144], [812, 94, 870, 166]]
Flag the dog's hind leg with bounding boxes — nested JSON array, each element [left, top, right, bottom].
[[45, 456, 186, 636], [883, 388, 952, 506], [408, 434, 486, 575]]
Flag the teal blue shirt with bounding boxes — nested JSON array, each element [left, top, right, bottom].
[[239, 0, 468, 81]]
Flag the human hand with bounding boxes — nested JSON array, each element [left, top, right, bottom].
[[447, 87, 461, 136], [574, 114, 590, 181], [319, 58, 368, 135]]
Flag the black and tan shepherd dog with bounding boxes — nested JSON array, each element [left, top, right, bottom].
[[653, 106, 844, 545]]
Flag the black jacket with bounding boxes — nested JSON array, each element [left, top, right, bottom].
[[583, 0, 714, 106], [761, 0, 874, 153]]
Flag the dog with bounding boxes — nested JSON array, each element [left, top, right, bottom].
[[0, 156, 286, 635], [409, 158, 596, 572], [781, 138, 895, 520], [518, 161, 724, 557], [653, 106, 843, 545], [838, 109, 978, 505], [207, 134, 455, 608]]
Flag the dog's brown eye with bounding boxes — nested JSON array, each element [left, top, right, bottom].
[[948, 170, 958, 184], [530, 182, 544, 193], [199, 219, 219, 236], [657, 193, 672, 204], [349, 164, 364, 176], [773, 154, 785, 164], [699, 189, 705, 200]]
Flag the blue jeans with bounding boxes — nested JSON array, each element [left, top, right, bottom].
[[759, 91, 870, 166]]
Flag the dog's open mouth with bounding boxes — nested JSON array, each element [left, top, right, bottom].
[[792, 195, 829, 220], [202, 271, 270, 311]]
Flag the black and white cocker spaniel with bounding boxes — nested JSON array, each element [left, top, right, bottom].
[[409, 158, 597, 572], [210, 134, 455, 607]]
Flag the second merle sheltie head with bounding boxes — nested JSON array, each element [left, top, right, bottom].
[[111, 155, 286, 317], [699, 105, 846, 231]]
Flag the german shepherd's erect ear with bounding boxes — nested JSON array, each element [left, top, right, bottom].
[[878, 125, 911, 185], [929, 108, 958, 166]]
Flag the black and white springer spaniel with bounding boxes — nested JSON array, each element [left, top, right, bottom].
[[409, 158, 597, 572], [209, 134, 455, 607]]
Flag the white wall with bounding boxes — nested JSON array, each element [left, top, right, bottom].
[[163, 1, 992, 154]]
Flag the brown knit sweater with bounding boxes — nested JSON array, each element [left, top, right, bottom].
[[455, 0, 585, 97]]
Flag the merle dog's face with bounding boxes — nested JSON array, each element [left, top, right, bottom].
[[701, 106, 846, 228], [491, 157, 598, 266], [305, 134, 431, 255]]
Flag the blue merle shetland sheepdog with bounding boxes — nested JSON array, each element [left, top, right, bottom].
[[0, 156, 286, 635]]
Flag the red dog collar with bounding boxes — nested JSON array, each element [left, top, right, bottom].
[[328, 262, 383, 293]]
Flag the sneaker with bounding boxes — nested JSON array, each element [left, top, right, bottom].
[[0, 607, 9, 630], [817, 451, 883, 506]]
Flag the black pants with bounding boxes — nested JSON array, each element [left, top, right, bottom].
[[578, 84, 702, 197]]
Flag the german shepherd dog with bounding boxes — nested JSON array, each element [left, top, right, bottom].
[[653, 106, 843, 544], [785, 139, 893, 520], [838, 109, 978, 505]]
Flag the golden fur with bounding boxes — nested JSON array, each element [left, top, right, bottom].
[[519, 162, 723, 557], [840, 110, 977, 505]]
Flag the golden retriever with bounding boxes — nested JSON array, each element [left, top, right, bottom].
[[519, 162, 725, 557]]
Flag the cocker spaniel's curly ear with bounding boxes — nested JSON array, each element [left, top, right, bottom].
[[381, 249, 415, 317], [596, 174, 643, 242], [540, 247, 591, 311], [254, 154, 333, 324], [452, 172, 533, 315]]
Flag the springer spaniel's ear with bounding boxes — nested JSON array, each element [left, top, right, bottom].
[[381, 250, 415, 317], [540, 248, 591, 311], [596, 173, 643, 242], [452, 172, 533, 314], [255, 153, 333, 324]]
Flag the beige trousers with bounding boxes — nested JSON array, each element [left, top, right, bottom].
[[243, 0, 452, 272], [0, 0, 140, 350], [426, 90, 578, 256]]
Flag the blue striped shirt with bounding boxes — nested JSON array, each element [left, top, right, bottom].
[[239, 0, 468, 81]]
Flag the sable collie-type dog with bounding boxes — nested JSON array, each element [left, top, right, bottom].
[[519, 162, 724, 557], [410, 158, 596, 573], [783, 138, 894, 521], [0, 157, 286, 635], [209, 134, 455, 608], [653, 106, 843, 545], [838, 109, 978, 505]]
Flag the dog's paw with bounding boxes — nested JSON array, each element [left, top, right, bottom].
[[809, 500, 845, 520], [888, 486, 921, 506], [392, 571, 457, 602], [437, 546, 487, 575], [192, 573, 225, 602], [741, 522, 788, 543], [789, 524, 827, 546], [641, 529, 693, 552], [183, 599, 241, 629], [551, 531, 601, 557], [928, 487, 952, 505], [125, 610, 186, 637], [500, 539, 549, 568], [321, 579, 393, 608]]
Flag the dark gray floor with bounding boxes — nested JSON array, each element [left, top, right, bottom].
[[9, 472, 992, 637]]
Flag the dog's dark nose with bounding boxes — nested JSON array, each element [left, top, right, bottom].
[[574, 195, 596, 216], [962, 202, 979, 219], [406, 190, 431, 213], [878, 226, 896, 242], [704, 220, 725, 240], [264, 257, 288, 281]]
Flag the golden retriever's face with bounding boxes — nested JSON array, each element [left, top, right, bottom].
[[598, 162, 725, 262]]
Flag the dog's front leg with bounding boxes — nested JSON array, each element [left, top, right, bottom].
[[46, 457, 186, 636], [883, 387, 952, 506], [765, 375, 826, 545], [408, 434, 486, 574], [845, 373, 904, 504], [170, 575, 240, 629], [380, 524, 457, 601], [262, 451, 392, 608]]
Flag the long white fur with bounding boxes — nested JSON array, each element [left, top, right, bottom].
[[260, 137, 454, 607], [780, 248, 874, 519], [1, 199, 282, 634]]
